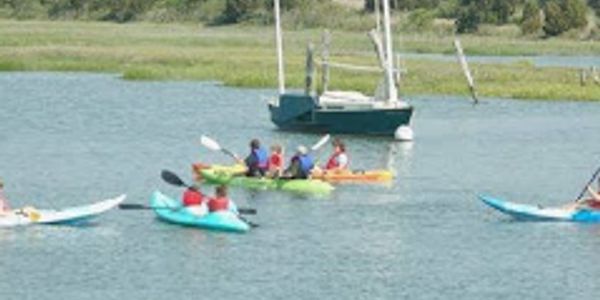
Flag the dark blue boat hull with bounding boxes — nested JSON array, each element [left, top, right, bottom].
[[269, 93, 413, 135]]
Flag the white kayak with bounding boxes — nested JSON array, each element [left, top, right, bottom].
[[0, 194, 126, 228]]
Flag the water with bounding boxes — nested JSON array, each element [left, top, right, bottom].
[[1, 72, 599, 299], [402, 53, 600, 68]]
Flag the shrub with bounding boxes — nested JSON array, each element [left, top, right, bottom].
[[543, 0, 588, 36], [520, 0, 542, 35]]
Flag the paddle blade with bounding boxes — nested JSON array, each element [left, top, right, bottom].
[[161, 170, 188, 187], [118, 203, 150, 210], [311, 134, 331, 151], [200, 135, 222, 152], [238, 208, 257, 215]]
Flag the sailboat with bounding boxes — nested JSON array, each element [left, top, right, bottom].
[[268, 0, 414, 139]]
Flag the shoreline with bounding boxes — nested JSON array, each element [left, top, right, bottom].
[[1, 20, 599, 101]]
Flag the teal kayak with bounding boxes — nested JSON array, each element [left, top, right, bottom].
[[199, 168, 334, 195], [150, 191, 250, 233], [480, 195, 600, 222]]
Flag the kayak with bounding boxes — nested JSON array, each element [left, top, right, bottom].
[[0, 194, 126, 228], [479, 195, 600, 222], [150, 191, 250, 233], [194, 162, 390, 184], [198, 168, 334, 195], [311, 169, 394, 183]]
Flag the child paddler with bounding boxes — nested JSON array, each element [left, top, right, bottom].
[[284, 146, 315, 179], [208, 185, 230, 212], [181, 184, 207, 216], [243, 139, 269, 177]]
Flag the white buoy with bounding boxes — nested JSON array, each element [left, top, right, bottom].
[[394, 125, 414, 141]]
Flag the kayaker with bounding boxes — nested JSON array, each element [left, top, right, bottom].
[[0, 178, 11, 215], [208, 185, 230, 212], [267, 144, 284, 177], [284, 145, 315, 179], [324, 138, 349, 171], [576, 180, 600, 210], [182, 185, 207, 216], [244, 139, 269, 177]]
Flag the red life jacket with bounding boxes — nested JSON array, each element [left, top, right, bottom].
[[208, 196, 229, 212], [182, 189, 204, 207], [326, 152, 347, 170], [587, 200, 600, 210], [268, 153, 283, 170]]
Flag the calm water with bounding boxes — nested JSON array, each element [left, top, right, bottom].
[[1, 72, 599, 299]]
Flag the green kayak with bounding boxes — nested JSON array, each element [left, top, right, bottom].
[[199, 168, 334, 195]]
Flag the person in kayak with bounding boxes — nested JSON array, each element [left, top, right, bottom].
[[244, 139, 269, 177], [284, 145, 315, 179], [0, 179, 11, 215], [575, 180, 600, 210], [267, 144, 284, 177], [324, 138, 349, 171], [208, 185, 230, 212], [182, 185, 207, 216]]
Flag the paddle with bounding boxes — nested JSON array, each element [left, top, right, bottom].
[[200, 135, 240, 162], [575, 166, 600, 201], [310, 134, 331, 152], [118, 203, 256, 215]]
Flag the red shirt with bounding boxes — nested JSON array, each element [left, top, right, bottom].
[[182, 189, 204, 206], [268, 153, 283, 170], [208, 196, 229, 212]]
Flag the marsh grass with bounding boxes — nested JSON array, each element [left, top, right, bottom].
[[0, 20, 598, 101]]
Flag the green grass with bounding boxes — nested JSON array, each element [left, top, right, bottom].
[[0, 19, 599, 101]]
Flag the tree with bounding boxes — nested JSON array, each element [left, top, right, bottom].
[[455, 4, 481, 33], [543, 0, 587, 36], [563, 0, 587, 29], [590, 0, 600, 16], [520, 0, 542, 35]]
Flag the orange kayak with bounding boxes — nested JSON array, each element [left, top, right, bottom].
[[310, 169, 394, 183]]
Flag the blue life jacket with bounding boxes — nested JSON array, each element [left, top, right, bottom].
[[253, 147, 269, 170], [298, 154, 314, 176]]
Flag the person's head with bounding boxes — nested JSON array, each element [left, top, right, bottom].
[[271, 144, 282, 154], [189, 184, 200, 192], [216, 185, 227, 198], [250, 139, 260, 150], [297, 145, 308, 156]]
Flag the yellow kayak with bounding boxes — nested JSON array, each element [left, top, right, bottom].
[[310, 169, 394, 183], [193, 162, 393, 184]]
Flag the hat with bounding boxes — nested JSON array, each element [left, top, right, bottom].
[[297, 145, 308, 155]]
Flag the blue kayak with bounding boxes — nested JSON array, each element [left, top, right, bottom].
[[479, 195, 600, 222], [150, 191, 250, 233]]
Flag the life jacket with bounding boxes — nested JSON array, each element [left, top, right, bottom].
[[182, 189, 204, 207], [253, 147, 269, 170], [298, 154, 314, 176], [268, 153, 283, 170], [208, 196, 229, 212], [325, 151, 348, 170]]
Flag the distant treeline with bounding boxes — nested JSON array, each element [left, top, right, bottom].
[[1, 0, 599, 37]]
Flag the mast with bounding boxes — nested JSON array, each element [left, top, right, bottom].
[[274, 0, 285, 95], [382, 0, 398, 103]]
